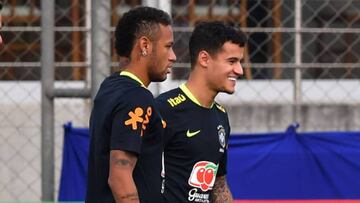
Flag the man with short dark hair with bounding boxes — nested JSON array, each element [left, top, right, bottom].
[[86, 6, 176, 203], [157, 21, 247, 203]]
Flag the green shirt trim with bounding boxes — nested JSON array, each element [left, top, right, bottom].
[[120, 71, 146, 87], [179, 83, 214, 108]]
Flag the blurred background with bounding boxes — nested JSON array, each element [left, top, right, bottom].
[[0, 0, 360, 201]]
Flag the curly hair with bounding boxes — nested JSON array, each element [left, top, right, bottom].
[[189, 21, 247, 67], [115, 6, 172, 58]]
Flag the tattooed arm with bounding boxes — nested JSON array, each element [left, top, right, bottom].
[[211, 175, 233, 203], [108, 150, 139, 203]]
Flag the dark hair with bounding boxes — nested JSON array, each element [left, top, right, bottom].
[[115, 6, 172, 57], [189, 21, 247, 67], [0, 0, 3, 10]]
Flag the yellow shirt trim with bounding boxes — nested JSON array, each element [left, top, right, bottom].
[[179, 83, 214, 108], [120, 71, 146, 87]]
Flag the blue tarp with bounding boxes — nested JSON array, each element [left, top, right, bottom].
[[59, 123, 360, 201], [58, 123, 90, 201], [228, 124, 360, 199]]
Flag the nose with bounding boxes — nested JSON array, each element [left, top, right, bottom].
[[234, 62, 243, 77], [169, 48, 177, 62]]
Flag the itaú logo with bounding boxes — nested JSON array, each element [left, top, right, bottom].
[[188, 161, 218, 192], [167, 94, 186, 107]]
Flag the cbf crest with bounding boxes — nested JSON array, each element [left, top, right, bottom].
[[217, 125, 226, 148]]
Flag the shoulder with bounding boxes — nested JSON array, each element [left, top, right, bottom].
[[111, 73, 154, 100], [130, 86, 153, 98], [97, 75, 154, 108], [214, 102, 230, 133], [121, 87, 154, 108], [156, 88, 187, 109]]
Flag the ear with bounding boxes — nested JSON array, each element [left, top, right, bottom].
[[138, 36, 153, 55], [198, 50, 210, 67]]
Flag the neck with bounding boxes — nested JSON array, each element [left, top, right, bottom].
[[122, 63, 150, 87], [185, 71, 217, 108]]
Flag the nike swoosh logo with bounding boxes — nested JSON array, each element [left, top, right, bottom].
[[186, 130, 201, 137]]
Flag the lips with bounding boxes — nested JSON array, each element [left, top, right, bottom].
[[166, 64, 173, 74]]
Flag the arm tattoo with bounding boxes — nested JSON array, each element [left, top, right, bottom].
[[120, 192, 139, 201], [211, 176, 233, 203], [111, 157, 135, 168]]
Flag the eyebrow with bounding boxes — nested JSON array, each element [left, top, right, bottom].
[[226, 57, 240, 61]]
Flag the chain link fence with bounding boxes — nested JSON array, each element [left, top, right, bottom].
[[1, 0, 360, 201], [1, 0, 94, 200], [164, 0, 360, 132]]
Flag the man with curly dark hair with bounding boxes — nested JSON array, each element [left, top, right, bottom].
[[86, 6, 176, 203], [156, 21, 247, 203]]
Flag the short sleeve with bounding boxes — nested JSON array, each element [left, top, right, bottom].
[[217, 150, 227, 177], [110, 88, 154, 155], [155, 96, 176, 147]]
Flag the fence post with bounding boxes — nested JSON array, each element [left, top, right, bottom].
[[41, 0, 55, 200], [91, 0, 111, 100], [294, 0, 302, 123]]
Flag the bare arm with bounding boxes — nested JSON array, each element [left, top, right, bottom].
[[211, 175, 233, 203], [108, 150, 139, 203]]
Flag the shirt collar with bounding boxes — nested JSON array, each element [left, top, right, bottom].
[[120, 71, 146, 88], [179, 83, 214, 108]]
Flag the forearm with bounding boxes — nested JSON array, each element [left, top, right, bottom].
[[109, 176, 139, 203], [211, 175, 233, 203], [109, 150, 139, 203]]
